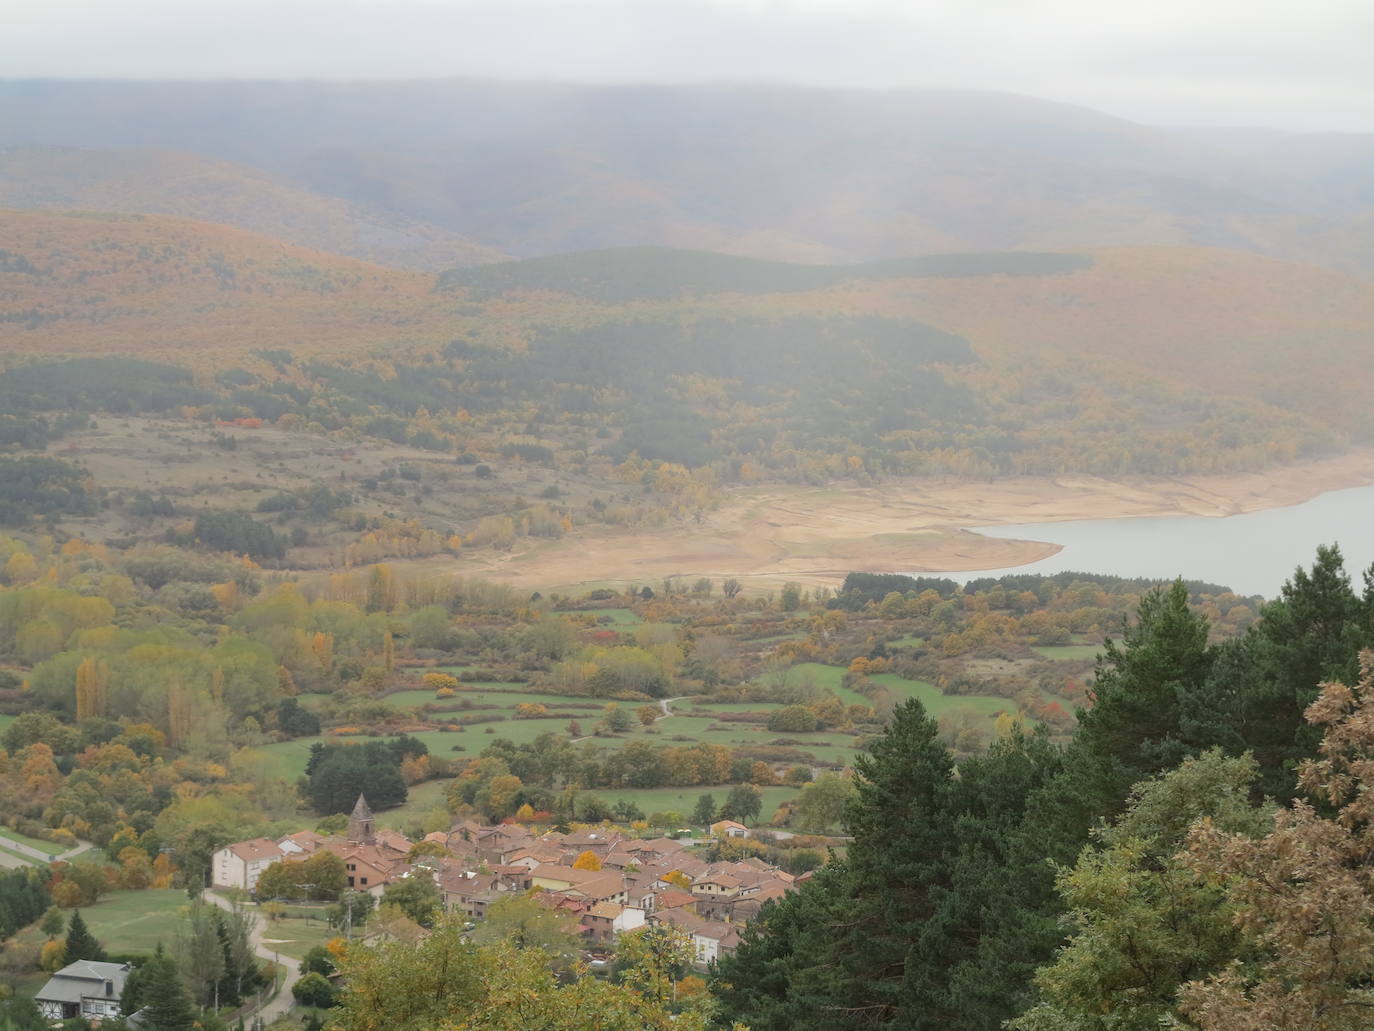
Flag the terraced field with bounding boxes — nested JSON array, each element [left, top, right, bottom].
[[259, 658, 1020, 828]]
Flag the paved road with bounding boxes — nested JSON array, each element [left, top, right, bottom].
[[0, 833, 92, 868], [205, 892, 303, 1024]]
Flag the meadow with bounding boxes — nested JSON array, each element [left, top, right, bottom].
[[1031, 644, 1104, 662], [15, 890, 188, 955]]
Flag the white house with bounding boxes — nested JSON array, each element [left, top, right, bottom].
[[36, 960, 131, 1021], [212, 837, 285, 892], [651, 910, 741, 967]]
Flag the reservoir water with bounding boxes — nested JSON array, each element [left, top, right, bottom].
[[960, 482, 1374, 599]]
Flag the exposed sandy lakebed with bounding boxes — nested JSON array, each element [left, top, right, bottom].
[[439, 449, 1374, 593]]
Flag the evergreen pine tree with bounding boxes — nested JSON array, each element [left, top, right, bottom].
[[1076, 578, 1214, 783], [61, 909, 104, 965], [139, 945, 196, 1031], [1200, 544, 1374, 801]]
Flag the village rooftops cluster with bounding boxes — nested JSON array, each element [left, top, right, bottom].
[[213, 795, 415, 897], [213, 796, 801, 965]]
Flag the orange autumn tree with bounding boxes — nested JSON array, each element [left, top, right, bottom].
[[1180, 650, 1374, 1031], [572, 850, 602, 872]]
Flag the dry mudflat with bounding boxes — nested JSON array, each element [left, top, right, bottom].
[[441, 449, 1374, 593]]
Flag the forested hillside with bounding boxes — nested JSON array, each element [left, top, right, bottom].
[[2, 212, 1368, 501]]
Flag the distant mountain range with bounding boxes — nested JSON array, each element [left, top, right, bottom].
[[1, 81, 1370, 273]]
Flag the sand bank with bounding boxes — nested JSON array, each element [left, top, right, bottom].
[[442, 449, 1374, 593]]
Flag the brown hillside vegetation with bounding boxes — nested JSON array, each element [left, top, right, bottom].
[[3, 212, 1373, 449], [0, 209, 463, 360], [0, 146, 508, 271], [814, 247, 1374, 435]]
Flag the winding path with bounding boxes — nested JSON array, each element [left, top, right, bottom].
[[204, 892, 303, 1024], [569, 696, 686, 743], [0, 834, 92, 869]]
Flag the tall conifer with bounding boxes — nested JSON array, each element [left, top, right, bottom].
[[140, 945, 196, 1031], [61, 909, 104, 964]]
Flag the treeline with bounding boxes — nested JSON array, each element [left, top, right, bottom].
[[0, 320, 1331, 519], [0, 457, 95, 525], [0, 869, 49, 939], [436, 246, 1093, 303], [710, 544, 1374, 1031]]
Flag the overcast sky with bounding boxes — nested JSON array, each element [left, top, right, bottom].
[[2, 0, 1370, 131]]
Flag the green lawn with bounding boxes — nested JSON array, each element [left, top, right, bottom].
[[16, 890, 189, 954], [256, 908, 335, 961], [0, 714, 14, 737], [1032, 644, 1104, 661]]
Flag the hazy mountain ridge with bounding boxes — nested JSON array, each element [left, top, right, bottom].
[[1, 81, 1369, 272], [0, 145, 507, 271]]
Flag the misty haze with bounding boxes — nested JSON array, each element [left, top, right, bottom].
[[1, 5, 1372, 1031]]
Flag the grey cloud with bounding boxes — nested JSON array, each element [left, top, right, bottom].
[[0, 0, 1369, 130]]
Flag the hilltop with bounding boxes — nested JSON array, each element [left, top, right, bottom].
[[0, 145, 507, 271], [0, 209, 455, 359], [1, 82, 1370, 273]]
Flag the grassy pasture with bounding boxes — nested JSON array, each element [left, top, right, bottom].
[[15, 890, 188, 954], [570, 784, 801, 823], [787, 662, 1012, 721], [256, 908, 335, 961], [1032, 644, 1104, 661], [384, 687, 606, 711]]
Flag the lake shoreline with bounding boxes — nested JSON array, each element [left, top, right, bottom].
[[391, 448, 1374, 593]]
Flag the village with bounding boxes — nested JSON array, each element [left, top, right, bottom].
[[212, 795, 802, 970]]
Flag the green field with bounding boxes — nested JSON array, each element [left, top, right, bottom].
[[256, 908, 335, 961], [564, 784, 801, 825], [788, 663, 1012, 721], [374, 778, 452, 831], [1032, 644, 1104, 661], [0, 714, 14, 737], [16, 890, 189, 954], [383, 687, 605, 711]]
